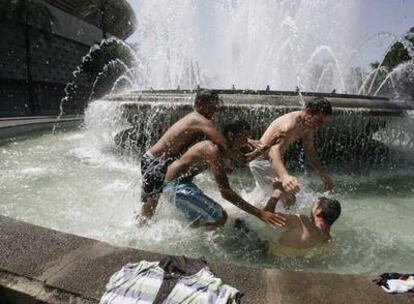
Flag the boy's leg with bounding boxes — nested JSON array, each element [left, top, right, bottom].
[[249, 156, 277, 196], [192, 210, 228, 230], [232, 218, 269, 252], [138, 153, 170, 224], [140, 195, 160, 218], [174, 182, 227, 228]]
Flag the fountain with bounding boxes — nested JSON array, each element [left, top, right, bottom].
[[2, 0, 414, 277], [108, 89, 412, 169]]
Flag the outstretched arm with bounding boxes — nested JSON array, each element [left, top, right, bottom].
[[268, 143, 300, 194], [243, 138, 273, 162], [206, 145, 286, 227], [264, 189, 282, 212], [302, 132, 334, 190]]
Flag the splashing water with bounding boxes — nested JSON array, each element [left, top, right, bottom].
[[130, 0, 360, 92], [1, 119, 414, 273]]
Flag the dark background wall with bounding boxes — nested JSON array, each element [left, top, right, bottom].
[[0, 0, 135, 117], [0, 19, 91, 116]]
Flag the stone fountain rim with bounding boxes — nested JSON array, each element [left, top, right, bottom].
[[106, 89, 414, 112], [121, 89, 390, 101]]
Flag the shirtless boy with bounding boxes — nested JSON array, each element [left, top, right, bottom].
[[265, 196, 341, 254], [249, 97, 335, 206], [139, 89, 228, 222], [164, 119, 285, 228]]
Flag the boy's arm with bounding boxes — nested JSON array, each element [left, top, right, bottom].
[[264, 180, 284, 212], [199, 120, 229, 153], [264, 190, 282, 212], [206, 145, 286, 227], [244, 138, 272, 162], [268, 144, 300, 194], [302, 132, 334, 190]]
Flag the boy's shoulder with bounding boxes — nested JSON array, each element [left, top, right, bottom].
[[185, 111, 211, 124]]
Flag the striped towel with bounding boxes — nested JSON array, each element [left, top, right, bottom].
[[100, 261, 241, 304]]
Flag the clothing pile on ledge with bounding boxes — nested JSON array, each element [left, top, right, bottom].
[[373, 272, 414, 294], [100, 256, 242, 304]]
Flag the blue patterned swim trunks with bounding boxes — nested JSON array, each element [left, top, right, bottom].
[[166, 181, 225, 225]]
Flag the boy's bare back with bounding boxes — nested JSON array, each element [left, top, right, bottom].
[[150, 112, 223, 158], [165, 140, 215, 182]]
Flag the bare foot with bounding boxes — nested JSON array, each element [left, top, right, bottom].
[[134, 211, 148, 228]]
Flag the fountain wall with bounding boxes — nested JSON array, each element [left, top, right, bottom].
[[103, 90, 414, 169]]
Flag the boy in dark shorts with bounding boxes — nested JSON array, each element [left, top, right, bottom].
[[138, 89, 228, 224]]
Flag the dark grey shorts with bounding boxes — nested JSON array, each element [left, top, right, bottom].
[[140, 152, 175, 202]]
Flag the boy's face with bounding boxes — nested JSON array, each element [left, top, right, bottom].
[[306, 113, 331, 129], [310, 199, 323, 221], [197, 99, 221, 119], [230, 130, 249, 148], [226, 130, 249, 164]]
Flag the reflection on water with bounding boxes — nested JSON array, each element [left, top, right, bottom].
[[0, 128, 413, 274]]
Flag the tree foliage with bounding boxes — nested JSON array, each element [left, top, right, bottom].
[[381, 27, 414, 72], [369, 27, 414, 100]]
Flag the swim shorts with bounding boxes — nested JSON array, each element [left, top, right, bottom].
[[167, 181, 225, 225], [249, 155, 277, 196], [140, 151, 175, 202]]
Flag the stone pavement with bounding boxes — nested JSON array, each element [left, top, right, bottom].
[[0, 215, 412, 304]]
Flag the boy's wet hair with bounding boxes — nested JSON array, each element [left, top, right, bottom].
[[318, 197, 341, 225], [221, 119, 250, 137], [305, 97, 332, 116], [194, 89, 220, 106]]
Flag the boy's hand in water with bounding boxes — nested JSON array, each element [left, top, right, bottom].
[[259, 210, 286, 227], [320, 173, 334, 191], [281, 175, 300, 193]]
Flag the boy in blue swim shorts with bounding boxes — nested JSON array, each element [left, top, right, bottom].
[[164, 119, 286, 229]]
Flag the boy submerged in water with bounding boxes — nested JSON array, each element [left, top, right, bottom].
[[266, 185, 341, 254], [235, 187, 341, 256], [164, 119, 285, 228]]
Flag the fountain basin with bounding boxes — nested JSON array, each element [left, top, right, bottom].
[[0, 113, 413, 275]]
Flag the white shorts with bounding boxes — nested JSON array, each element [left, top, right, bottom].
[[249, 156, 277, 196]]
